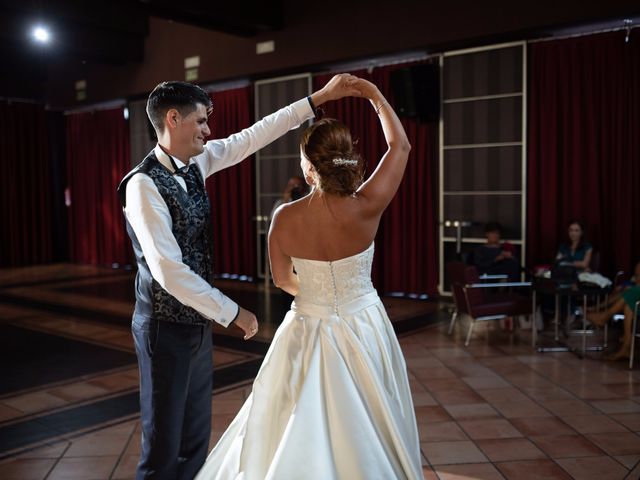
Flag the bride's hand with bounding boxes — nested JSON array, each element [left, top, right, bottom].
[[311, 73, 361, 105], [350, 78, 382, 102]]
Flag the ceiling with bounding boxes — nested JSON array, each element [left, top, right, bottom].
[[0, 0, 283, 99], [0, 0, 638, 103]]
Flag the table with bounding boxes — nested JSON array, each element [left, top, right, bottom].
[[532, 277, 609, 358]]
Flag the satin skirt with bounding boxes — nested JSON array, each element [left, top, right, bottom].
[[195, 292, 422, 480]]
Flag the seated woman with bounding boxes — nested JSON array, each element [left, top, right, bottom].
[[556, 221, 593, 272], [472, 222, 520, 281], [588, 262, 640, 360]]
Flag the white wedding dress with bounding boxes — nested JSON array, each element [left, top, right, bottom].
[[195, 243, 422, 480]]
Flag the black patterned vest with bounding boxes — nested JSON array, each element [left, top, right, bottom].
[[117, 151, 214, 325]]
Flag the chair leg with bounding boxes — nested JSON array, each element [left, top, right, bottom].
[[465, 319, 476, 346], [531, 291, 537, 348], [630, 311, 638, 370], [448, 310, 458, 335]]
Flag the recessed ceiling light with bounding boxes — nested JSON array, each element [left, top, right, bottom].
[[32, 26, 50, 44]]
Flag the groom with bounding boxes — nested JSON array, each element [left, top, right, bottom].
[[117, 75, 359, 480]]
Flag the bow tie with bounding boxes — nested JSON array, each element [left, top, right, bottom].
[[168, 155, 190, 176]]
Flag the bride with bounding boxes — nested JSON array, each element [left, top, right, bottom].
[[195, 76, 422, 480]]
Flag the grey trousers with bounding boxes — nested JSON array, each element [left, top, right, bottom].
[[132, 316, 213, 480]]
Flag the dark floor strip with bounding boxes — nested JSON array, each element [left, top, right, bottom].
[[0, 292, 131, 327], [0, 324, 135, 395], [393, 308, 448, 335], [0, 393, 140, 455], [0, 285, 293, 330], [0, 358, 264, 458], [0, 271, 126, 290]]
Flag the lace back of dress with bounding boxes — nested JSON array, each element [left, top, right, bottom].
[[292, 244, 375, 307]]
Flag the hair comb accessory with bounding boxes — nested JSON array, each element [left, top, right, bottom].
[[332, 158, 358, 166]]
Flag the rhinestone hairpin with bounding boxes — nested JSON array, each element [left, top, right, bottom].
[[332, 158, 358, 166]]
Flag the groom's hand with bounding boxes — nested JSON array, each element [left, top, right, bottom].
[[310, 73, 362, 106], [234, 307, 259, 340]]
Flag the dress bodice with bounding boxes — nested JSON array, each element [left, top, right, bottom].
[[292, 243, 375, 309]]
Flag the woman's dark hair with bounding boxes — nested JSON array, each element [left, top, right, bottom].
[[300, 118, 364, 196], [146, 81, 212, 134], [484, 222, 502, 234]]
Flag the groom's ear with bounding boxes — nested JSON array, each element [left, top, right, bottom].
[[165, 108, 181, 130]]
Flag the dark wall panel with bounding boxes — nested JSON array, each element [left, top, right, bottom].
[[443, 46, 523, 98], [444, 146, 522, 191], [444, 96, 523, 145]]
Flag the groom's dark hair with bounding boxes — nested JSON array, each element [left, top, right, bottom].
[[146, 81, 212, 134]]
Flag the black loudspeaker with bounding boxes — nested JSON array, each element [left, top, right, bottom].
[[390, 63, 440, 122]]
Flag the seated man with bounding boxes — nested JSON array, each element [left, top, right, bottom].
[[472, 222, 520, 281]]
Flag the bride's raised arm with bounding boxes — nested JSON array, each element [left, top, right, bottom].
[[354, 78, 411, 213]]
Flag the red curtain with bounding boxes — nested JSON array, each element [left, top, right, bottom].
[[0, 101, 53, 267], [66, 107, 132, 266], [206, 86, 257, 278], [527, 31, 640, 276], [314, 65, 439, 296]]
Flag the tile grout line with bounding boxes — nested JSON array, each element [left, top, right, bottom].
[[109, 422, 138, 480], [42, 441, 71, 480]]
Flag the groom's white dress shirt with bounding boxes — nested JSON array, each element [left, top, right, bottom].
[[124, 98, 314, 327]]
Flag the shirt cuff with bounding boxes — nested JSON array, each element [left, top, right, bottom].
[[306, 96, 318, 117], [228, 305, 241, 326], [292, 97, 315, 122], [217, 299, 240, 328]]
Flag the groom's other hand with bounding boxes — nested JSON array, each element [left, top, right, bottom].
[[234, 307, 259, 340], [310, 73, 362, 106]]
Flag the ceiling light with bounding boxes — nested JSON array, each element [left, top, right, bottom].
[[32, 26, 50, 44]]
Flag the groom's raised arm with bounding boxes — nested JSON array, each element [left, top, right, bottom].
[[194, 74, 361, 178]]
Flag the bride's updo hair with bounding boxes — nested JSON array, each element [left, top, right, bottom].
[[300, 118, 364, 196]]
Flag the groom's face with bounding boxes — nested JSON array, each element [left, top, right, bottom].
[[175, 103, 211, 157]]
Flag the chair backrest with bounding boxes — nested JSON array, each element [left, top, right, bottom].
[[446, 261, 487, 312], [446, 261, 468, 289], [462, 264, 487, 307]]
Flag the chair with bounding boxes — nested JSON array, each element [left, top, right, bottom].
[[448, 263, 533, 346], [447, 261, 467, 335], [447, 261, 508, 335], [629, 301, 640, 369]]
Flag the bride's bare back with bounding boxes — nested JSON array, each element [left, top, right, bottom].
[[272, 192, 381, 262]]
